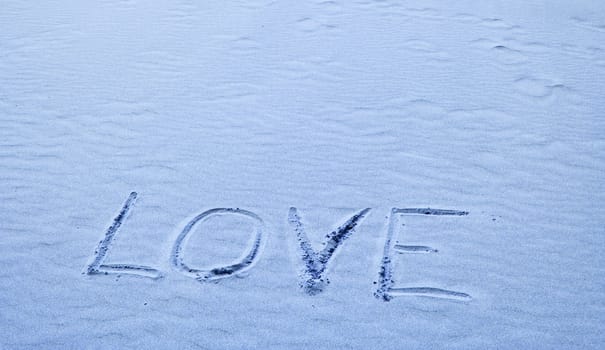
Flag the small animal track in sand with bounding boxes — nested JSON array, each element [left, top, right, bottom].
[[513, 77, 566, 99], [571, 16, 605, 33]]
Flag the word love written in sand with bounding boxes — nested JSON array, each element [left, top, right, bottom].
[[84, 192, 471, 302]]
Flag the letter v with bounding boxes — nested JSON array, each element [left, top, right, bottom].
[[288, 207, 371, 295]]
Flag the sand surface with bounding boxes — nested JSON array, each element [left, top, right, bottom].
[[1, 0, 604, 348]]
